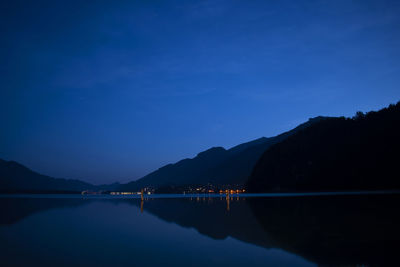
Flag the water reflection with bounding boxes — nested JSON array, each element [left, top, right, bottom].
[[1, 193, 399, 266], [0, 197, 92, 225], [125, 193, 400, 266], [249, 194, 400, 266], [226, 193, 230, 211]]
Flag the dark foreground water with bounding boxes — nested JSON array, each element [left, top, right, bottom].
[[1, 193, 400, 266]]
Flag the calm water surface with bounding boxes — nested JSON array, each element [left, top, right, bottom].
[[1, 193, 399, 266]]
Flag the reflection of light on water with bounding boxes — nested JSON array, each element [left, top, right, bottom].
[[226, 192, 230, 212], [138, 193, 245, 214]]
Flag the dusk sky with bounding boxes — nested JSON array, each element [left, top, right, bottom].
[[1, 0, 400, 184]]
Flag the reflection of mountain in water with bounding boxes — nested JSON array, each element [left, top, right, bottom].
[[248, 194, 400, 266], [0, 197, 91, 225], [1, 194, 400, 266], [137, 194, 400, 266], [132, 197, 273, 248]]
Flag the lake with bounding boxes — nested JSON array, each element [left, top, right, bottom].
[[1, 193, 399, 266]]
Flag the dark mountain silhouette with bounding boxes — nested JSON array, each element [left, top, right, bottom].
[[0, 159, 120, 193], [0, 159, 94, 193], [248, 101, 400, 192], [120, 118, 324, 191]]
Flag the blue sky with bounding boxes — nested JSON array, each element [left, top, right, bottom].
[[1, 0, 400, 184]]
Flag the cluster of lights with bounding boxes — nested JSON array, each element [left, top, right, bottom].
[[191, 188, 246, 194], [219, 189, 246, 194], [110, 191, 151, 195]]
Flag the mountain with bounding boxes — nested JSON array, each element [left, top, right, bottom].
[[247, 101, 400, 192], [120, 117, 324, 191], [0, 159, 121, 193], [0, 159, 96, 193]]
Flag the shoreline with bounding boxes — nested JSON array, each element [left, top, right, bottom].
[[1, 190, 400, 199]]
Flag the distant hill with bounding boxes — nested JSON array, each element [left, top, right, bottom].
[[0, 159, 120, 193], [0, 159, 94, 193], [247, 101, 400, 192], [120, 117, 324, 191]]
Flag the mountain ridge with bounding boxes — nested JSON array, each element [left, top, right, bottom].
[[0, 158, 94, 193], [119, 116, 327, 191], [247, 101, 400, 192], [0, 159, 120, 193]]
